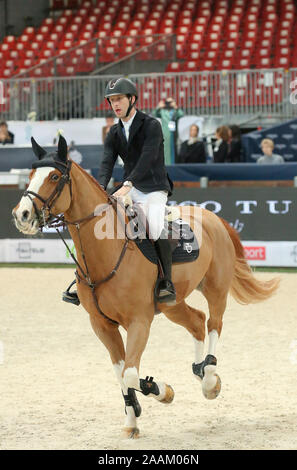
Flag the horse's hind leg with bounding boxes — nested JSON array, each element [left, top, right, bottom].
[[162, 300, 207, 379], [197, 282, 229, 400]]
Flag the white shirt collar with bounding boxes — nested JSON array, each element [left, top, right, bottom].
[[121, 110, 137, 139]]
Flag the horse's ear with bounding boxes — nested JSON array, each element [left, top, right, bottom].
[[57, 135, 68, 163], [31, 137, 47, 159]]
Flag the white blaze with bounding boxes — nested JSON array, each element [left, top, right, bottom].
[[15, 167, 53, 234], [16, 167, 52, 220]]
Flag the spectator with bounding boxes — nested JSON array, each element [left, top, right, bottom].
[[177, 124, 206, 163], [227, 125, 242, 162], [213, 126, 229, 163], [102, 111, 115, 143], [257, 138, 284, 164], [0, 121, 14, 144], [153, 97, 184, 165]]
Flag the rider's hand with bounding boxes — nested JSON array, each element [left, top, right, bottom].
[[114, 186, 132, 207]]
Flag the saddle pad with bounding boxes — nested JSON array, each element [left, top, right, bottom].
[[134, 219, 199, 265]]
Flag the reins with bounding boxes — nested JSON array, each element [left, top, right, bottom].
[[55, 196, 129, 326], [24, 163, 130, 326]]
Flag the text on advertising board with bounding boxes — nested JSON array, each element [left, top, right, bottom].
[[244, 246, 266, 260]]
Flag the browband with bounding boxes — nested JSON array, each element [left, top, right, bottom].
[[32, 155, 71, 174]]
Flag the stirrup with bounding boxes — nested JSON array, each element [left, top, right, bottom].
[[62, 280, 80, 306], [155, 279, 176, 305]]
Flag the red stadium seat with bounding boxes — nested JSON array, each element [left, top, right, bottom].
[[29, 66, 52, 78], [201, 59, 215, 71], [17, 58, 35, 69], [274, 56, 290, 69], [23, 27, 35, 40], [98, 46, 118, 63], [39, 49, 53, 60], [183, 61, 198, 72], [41, 18, 54, 28], [219, 59, 233, 70], [166, 62, 182, 73], [0, 49, 10, 61], [57, 65, 76, 76], [3, 35, 16, 47], [118, 45, 133, 58]]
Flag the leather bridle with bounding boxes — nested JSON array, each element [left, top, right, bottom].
[[22, 160, 72, 228]]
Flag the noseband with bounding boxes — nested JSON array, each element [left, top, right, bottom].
[[23, 160, 72, 227]]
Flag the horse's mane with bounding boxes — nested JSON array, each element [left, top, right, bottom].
[[71, 160, 109, 198]]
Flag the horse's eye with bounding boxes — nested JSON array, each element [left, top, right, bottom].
[[51, 174, 59, 181]]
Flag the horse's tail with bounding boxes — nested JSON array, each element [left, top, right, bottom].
[[220, 218, 280, 304]]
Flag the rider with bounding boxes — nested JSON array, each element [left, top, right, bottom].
[[63, 77, 176, 305], [99, 77, 176, 304]]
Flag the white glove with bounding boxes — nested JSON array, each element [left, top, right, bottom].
[[122, 192, 132, 207]]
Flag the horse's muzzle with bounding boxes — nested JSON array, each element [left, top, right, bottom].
[[12, 209, 40, 235]]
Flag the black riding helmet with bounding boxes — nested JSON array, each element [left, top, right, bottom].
[[104, 77, 138, 117]]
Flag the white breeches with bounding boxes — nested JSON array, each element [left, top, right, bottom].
[[130, 187, 168, 241]]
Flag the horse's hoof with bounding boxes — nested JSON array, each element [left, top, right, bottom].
[[202, 373, 221, 400], [121, 427, 140, 439], [159, 384, 175, 404]]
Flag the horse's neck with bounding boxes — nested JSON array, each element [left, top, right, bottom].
[[65, 163, 106, 222], [64, 163, 123, 276]]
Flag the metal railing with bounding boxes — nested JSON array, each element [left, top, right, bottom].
[[1, 68, 297, 121]]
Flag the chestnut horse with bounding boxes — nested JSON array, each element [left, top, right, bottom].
[[12, 136, 279, 439]]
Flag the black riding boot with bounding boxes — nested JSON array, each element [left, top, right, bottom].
[[62, 279, 80, 306], [154, 237, 176, 304]]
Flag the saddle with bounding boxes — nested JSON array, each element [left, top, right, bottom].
[[125, 204, 199, 265], [62, 203, 199, 308]]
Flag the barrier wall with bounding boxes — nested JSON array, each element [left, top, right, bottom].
[[1, 144, 297, 182], [1, 187, 296, 267], [112, 163, 297, 183], [0, 144, 102, 172]]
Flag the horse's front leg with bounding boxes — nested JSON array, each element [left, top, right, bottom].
[[122, 315, 154, 392], [89, 314, 141, 438], [113, 359, 142, 438]]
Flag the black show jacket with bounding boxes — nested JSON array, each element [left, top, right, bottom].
[[98, 110, 173, 195]]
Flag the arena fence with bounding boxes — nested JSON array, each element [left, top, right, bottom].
[[1, 186, 297, 267], [1, 68, 297, 121]]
